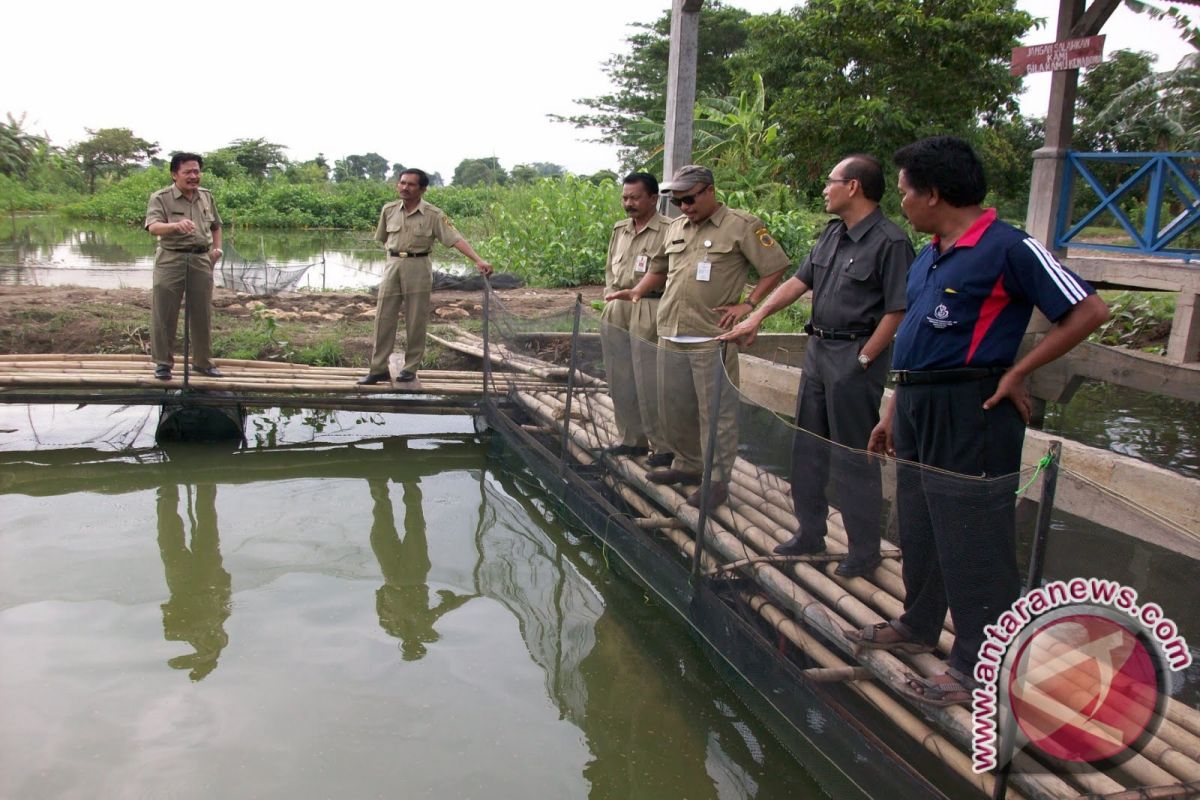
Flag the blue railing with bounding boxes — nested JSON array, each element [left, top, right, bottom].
[[1055, 151, 1200, 261]]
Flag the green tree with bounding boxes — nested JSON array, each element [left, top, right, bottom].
[[510, 162, 565, 183], [334, 153, 390, 182], [71, 127, 159, 193], [453, 157, 507, 187], [976, 113, 1044, 219], [0, 113, 46, 178], [1076, 50, 1158, 152], [1085, 51, 1200, 152], [551, 1, 752, 166], [284, 155, 331, 184], [207, 138, 288, 179], [737, 0, 1031, 190]]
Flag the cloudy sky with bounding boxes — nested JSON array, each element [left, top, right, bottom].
[[4, 0, 1193, 180]]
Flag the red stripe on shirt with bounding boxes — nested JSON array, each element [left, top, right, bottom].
[[966, 273, 1010, 364]]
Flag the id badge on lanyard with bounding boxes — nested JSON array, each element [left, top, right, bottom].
[[696, 239, 714, 282]]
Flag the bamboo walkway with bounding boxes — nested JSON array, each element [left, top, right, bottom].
[[455, 341, 1200, 800], [0, 352, 570, 413]]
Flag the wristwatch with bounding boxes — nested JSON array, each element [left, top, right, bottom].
[[857, 353, 871, 370]]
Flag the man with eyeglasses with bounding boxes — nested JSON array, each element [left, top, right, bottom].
[[607, 165, 789, 508], [721, 154, 914, 578]]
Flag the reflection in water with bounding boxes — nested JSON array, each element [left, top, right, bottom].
[[156, 483, 231, 681], [370, 476, 475, 660]]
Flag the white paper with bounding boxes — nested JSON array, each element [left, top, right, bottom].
[[662, 335, 716, 344]]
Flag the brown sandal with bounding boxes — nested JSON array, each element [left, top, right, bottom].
[[844, 621, 935, 654], [899, 670, 974, 707]]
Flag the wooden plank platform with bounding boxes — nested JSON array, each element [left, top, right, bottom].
[[0, 353, 573, 413]]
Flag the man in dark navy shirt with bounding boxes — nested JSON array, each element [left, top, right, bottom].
[[721, 154, 913, 577], [847, 136, 1109, 706]]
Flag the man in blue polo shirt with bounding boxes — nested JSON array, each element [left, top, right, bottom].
[[846, 136, 1109, 706]]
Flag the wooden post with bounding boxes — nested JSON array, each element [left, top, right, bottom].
[[662, 0, 702, 215], [1024, 0, 1122, 252], [1024, 0, 1086, 256]]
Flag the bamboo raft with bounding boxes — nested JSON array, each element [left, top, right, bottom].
[[0, 354, 590, 416], [479, 355, 1200, 800]]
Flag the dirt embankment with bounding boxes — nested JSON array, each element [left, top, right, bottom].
[[0, 285, 605, 364]]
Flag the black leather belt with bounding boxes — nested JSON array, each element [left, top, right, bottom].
[[388, 250, 430, 258], [165, 246, 211, 254], [641, 291, 663, 299], [890, 366, 1007, 385], [805, 323, 873, 341]]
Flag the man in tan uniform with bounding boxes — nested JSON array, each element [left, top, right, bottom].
[[145, 152, 223, 380], [359, 168, 493, 385], [607, 165, 789, 507], [600, 172, 671, 464]]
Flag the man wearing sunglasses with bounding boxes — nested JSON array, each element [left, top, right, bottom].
[[720, 154, 914, 578], [607, 165, 790, 508]]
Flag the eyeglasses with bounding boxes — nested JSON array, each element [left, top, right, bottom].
[[825, 177, 854, 186], [669, 185, 710, 207]]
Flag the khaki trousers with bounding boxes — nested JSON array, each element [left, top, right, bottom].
[[658, 339, 740, 481], [151, 249, 214, 369], [370, 257, 433, 374], [600, 298, 662, 449]]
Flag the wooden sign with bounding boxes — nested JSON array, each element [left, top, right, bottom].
[[1010, 35, 1105, 76]]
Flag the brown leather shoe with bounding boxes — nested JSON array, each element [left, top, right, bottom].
[[647, 468, 702, 485], [686, 481, 727, 508]]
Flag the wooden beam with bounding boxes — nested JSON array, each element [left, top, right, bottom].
[[1071, 0, 1121, 38]]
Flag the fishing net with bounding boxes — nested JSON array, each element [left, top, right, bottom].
[[480, 291, 1200, 800], [214, 241, 322, 295]]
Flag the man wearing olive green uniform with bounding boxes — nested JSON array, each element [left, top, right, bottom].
[[144, 152, 224, 380], [601, 172, 671, 460], [609, 165, 789, 508], [360, 168, 492, 385]]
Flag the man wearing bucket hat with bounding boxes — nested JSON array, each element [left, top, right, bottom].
[[607, 165, 790, 508]]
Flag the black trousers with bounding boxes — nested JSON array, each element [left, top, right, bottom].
[[790, 338, 889, 559], [893, 376, 1024, 674]]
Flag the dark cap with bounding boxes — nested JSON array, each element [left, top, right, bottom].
[[660, 164, 714, 192]]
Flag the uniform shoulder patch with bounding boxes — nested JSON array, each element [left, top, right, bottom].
[[756, 227, 776, 247]]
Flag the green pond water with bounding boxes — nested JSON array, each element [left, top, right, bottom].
[[0, 407, 825, 800]]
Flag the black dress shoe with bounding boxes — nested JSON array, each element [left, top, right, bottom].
[[154, 364, 172, 381], [645, 451, 674, 468], [834, 553, 882, 578], [774, 535, 826, 556], [194, 366, 223, 377], [357, 372, 391, 385], [647, 468, 702, 485], [602, 444, 649, 457], [686, 481, 728, 509], [397, 370, 417, 382]]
